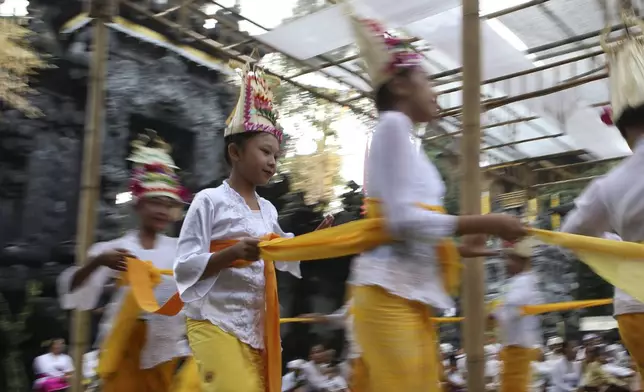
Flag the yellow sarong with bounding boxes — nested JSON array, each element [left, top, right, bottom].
[[349, 357, 369, 392], [186, 319, 265, 392], [100, 320, 194, 392], [499, 346, 536, 392], [617, 313, 644, 375], [353, 285, 441, 392]]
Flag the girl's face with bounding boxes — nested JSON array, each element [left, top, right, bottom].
[[394, 67, 439, 123], [137, 196, 178, 232], [229, 132, 280, 186]]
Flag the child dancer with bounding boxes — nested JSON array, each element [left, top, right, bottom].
[[173, 63, 332, 392], [347, 11, 526, 392], [57, 132, 195, 392], [489, 239, 543, 392]]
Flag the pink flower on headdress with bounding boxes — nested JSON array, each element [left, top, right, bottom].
[[600, 107, 613, 126], [130, 180, 143, 198], [178, 186, 192, 203]]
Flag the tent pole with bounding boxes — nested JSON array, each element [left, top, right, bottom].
[[461, 0, 486, 391], [70, 1, 113, 391]]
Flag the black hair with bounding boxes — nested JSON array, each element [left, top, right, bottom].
[[615, 104, 644, 137], [374, 67, 414, 112], [223, 132, 262, 166]]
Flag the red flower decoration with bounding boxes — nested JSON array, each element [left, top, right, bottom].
[[600, 107, 614, 126]]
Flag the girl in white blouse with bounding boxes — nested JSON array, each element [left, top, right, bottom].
[[174, 64, 331, 392], [57, 133, 195, 392], [347, 11, 526, 392]]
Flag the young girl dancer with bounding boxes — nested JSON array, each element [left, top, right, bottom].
[[347, 11, 526, 392], [174, 63, 331, 392], [58, 132, 195, 392]]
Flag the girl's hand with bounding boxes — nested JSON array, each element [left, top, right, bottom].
[[230, 237, 261, 261], [315, 215, 334, 231], [458, 235, 498, 258], [94, 248, 135, 271]]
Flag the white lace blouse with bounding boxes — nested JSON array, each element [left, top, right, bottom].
[[349, 111, 458, 310], [174, 181, 301, 350], [57, 231, 189, 369]]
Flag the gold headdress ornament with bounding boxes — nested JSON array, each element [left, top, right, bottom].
[[127, 129, 190, 203], [599, 11, 644, 126], [345, 3, 422, 89], [225, 61, 284, 142]]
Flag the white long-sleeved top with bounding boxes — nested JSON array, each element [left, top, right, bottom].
[[33, 353, 74, 377], [325, 300, 361, 359], [57, 231, 189, 369], [174, 181, 301, 350], [561, 138, 644, 316], [550, 358, 581, 392], [494, 271, 543, 348], [350, 111, 457, 310]]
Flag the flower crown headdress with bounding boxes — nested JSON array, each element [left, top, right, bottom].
[[348, 8, 422, 89], [225, 63, 284, 143], [127, 129, 190, 203]]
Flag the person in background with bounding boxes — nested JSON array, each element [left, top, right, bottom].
[[300, 302, 367, 392], [531, 348, 552, 392], [324, 365, 349, 392], [57, 133, 196, 392], [550, 341, 581, 392], [484, 344, 501, 392], [445, 355, 466, 392], [580, 346, 629, 391], [546, 337, 565, 362], [282, 360, 308, 392], [33, 338, 74, 392], [489, 238, 543, 392]]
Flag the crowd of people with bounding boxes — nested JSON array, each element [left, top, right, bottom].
[[442, 335, 640, 392]]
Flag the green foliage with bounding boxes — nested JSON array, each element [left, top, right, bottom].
[[0, 281, 42, 391]]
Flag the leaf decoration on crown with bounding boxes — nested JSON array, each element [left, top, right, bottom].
[[359, 18, 421, 74], [248, 71, 279, 128]]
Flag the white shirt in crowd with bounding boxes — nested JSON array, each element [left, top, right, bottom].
[[561, 138, 644, 315], [350, 111, 457, 310], [33, 353, 74, 378], [494, 271, 543, 348], [174, 181, 301, 350], [550, 357, 581, 392], [57, 231, 189, 369]]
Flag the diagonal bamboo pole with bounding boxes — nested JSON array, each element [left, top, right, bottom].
[[461, 0, 486, 390], [70, 1, 113, 391]]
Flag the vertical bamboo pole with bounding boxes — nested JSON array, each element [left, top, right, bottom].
[[460, 0, 485, 391], [70, 1, 113, 391]]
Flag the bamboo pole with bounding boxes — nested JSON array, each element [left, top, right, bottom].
[[70, 1, 112, 391], [461, 0, 485, 390], [532, 156, 625, 171], [531, 175, 601, 188], [440, 73, 607, 118]]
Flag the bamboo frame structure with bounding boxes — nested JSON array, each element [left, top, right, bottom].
[[69, 2, 112, 391], [461, 0, 486, 389]]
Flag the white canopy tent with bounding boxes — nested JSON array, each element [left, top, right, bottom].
[[250, 0, 632, 165]]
